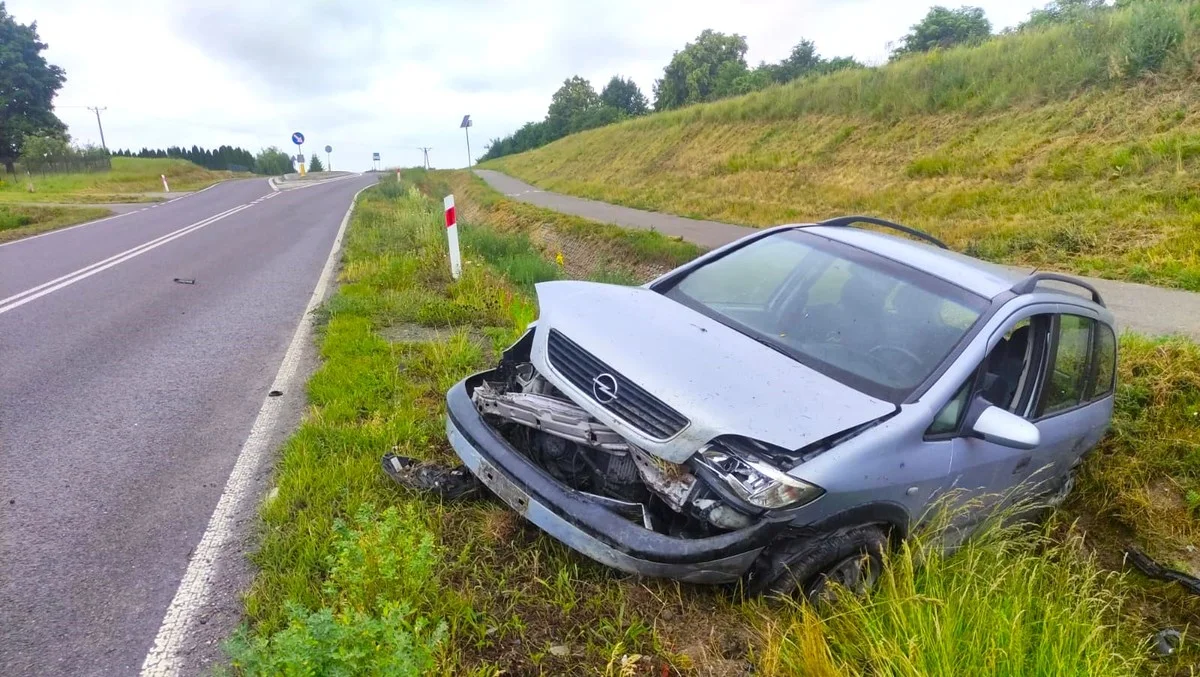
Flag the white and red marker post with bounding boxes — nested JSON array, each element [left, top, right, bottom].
[[161, 174, 170, 192], [444, 194, 462, 279]]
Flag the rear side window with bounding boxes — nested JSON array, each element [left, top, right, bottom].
[[1087, 323, 1116, 400], [1041, 314, 1092, 415]]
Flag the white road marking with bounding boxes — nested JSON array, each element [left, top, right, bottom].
[[139, 183, 372, 677], [0, 204, 252, 316]]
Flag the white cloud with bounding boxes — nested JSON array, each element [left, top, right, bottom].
[[10, 0, 1046, 170]]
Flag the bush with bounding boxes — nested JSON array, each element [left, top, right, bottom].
[[227, 603, 444, 677], [228, 505, 446, 675], [1122, 1, 1184, 77], [0, 208, 34, 231]]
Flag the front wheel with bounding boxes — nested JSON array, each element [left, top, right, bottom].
[[747, 524, 888, 602]]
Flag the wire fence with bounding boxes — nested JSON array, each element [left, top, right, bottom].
[[12, 157, 112, 176]]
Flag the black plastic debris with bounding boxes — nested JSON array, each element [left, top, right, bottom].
[[381, 453, 482, 501], [1125, 546, 1200, 596], [268, 390, 283, 397], [1152, 628, 1182, 658], [173, 278, 195, 285]]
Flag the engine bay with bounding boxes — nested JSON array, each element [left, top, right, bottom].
[[470, 359, 758, 538]]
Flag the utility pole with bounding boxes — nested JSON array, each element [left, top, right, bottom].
[[418, 147, 432, 170], [87, 106, 108, 151]]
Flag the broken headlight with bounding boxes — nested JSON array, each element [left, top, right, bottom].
[[696, 437, 823, 510]]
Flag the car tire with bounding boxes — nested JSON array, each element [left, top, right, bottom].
[[747, 524, 888, 602]]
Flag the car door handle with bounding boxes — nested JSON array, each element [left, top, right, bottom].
[[1012, 456, 1032, 474]]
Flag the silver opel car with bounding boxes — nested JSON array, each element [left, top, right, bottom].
[[444, 217, 1117, 597]]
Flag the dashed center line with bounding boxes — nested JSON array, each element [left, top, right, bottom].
[[0, 202, 255, 316]]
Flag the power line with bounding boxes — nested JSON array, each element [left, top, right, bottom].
[[86, 106, 108, 151], [417, 147, 432, 170]]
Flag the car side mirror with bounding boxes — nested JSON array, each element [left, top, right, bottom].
[[966, 401, 1040, 450]]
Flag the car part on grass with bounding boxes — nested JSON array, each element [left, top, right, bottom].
[[443, 219, 1117, 595], [1152, 628, 1182, 658], [381, 453, 482, 501], [1126, 546, 1200, 596]]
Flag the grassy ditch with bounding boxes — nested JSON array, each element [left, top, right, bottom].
[[0, 203, 111, 244], [488, 2, 1200, 291], [0, 157, 239, 204], [231, 175, 1197, 674]]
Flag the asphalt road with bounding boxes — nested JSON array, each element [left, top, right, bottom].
[[476, 169, 1200, 341], [0, 173, 377, 676]]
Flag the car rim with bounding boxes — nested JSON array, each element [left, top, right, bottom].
[[807, 554, 878, 604]]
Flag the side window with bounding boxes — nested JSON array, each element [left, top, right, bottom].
[[1040, 314, 1093, 416], [980, 319, 1034, 413], [1086, 322, 1116, 400], [927, 379, 971, 436]]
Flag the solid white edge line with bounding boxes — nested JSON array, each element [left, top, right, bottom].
[[139, 182, 373, 677], [0, 177, 264, 250], [0, 204, 249, 309], [0, 208, 139, 250]]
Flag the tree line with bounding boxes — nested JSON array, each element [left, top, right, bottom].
[[481, 0, 1118, 161], [112, 145, 257, 171]]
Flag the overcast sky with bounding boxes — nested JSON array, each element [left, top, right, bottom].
[[12, 0, 1046, 171]]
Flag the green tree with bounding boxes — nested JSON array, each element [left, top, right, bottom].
[[599, 76, 648, 117], [254, 146, 294, 175], [1020, 0, 1108, 30], [545, 75, 601, 137], [0, 3, 67, 174], [773, 39, 824, 82], [892, 6, 992, 59], [309, 153, 324, 172], [653, 30, 749, 110], [18, 133, 69, 171]]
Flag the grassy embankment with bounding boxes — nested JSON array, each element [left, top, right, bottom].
[[229, 172, 1197, 675], [0, 157, 240, 243], [490, 1, 1200, 292]]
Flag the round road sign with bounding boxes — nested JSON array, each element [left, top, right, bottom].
[[324, 145, 332, 153], [291, 132, 305, 145]]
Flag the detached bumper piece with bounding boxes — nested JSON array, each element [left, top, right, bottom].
[[446, 374, 785, 583]]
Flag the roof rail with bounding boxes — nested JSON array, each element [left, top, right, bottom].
[[1011, 272, 1105, 307], [815, 215, 949, 250]]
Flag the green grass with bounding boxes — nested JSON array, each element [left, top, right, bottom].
[[233, 174, 1197, 674], [759, 522, 1146, 677], [487, 1, 1200, 291], [406, 168, 701, 285], [0, 204, 111, 243], [0, 157, 239, 204]]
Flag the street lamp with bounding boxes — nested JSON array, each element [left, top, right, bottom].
[[460, 115, 472, 167]]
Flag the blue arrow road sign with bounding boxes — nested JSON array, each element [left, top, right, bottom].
[[291, 132, 305, 145]]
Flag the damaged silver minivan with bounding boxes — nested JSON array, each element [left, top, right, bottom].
[[444, 217, 1117, 597]]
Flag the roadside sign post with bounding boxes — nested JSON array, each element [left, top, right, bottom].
[[372, 152, 380, 171], [460, 115, 473, 167], [444, 194, 462, 279], [324, 144, 333, 171], [292, 132, 306, 176]]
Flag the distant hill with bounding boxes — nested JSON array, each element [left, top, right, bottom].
[[488, 1, 1200, 291]]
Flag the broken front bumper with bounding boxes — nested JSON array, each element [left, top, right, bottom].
[[445, 374, 786, 584]]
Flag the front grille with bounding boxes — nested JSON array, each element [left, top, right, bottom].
[[546, 329, 689, 440]]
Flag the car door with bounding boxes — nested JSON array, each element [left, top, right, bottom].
[[1026, 313, 1116, 493], [938, 313, 1052, 502]]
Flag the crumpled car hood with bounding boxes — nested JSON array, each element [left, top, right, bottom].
[[529, 281, 897, 464]]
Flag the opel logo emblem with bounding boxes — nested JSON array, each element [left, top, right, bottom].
[[592, 373, 619, 404]]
